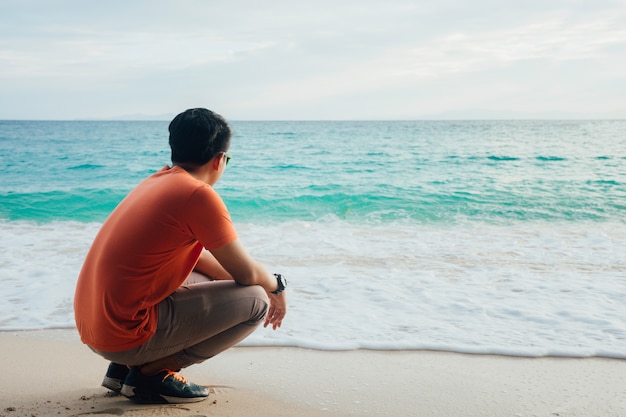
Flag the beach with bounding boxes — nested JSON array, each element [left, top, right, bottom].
[[1, 329, 625, 417], [2, 120, 625, 415]]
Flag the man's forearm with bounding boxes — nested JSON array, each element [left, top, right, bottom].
[[194, 250, 233, 280]]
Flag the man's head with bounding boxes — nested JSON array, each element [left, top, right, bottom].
[[169, 108, 231, 166]]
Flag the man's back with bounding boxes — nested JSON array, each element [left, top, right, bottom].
[[74, 165, 237, 352]]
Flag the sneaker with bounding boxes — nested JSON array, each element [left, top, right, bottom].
[[120, 367, 209, 404], [102, 362, 130, 392]]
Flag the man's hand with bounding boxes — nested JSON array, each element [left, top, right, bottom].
[[264, 291, 287, 330]]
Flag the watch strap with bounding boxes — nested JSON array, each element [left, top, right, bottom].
[[271, 273, 286, 294]]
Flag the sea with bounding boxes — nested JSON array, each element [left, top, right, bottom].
[[1, 119, 625, 358]]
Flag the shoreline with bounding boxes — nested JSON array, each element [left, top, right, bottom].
[[1, 329, 626, 416]]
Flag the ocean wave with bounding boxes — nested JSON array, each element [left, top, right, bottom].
[[1, 219, 625, 357], [0, 189, 126, 222], [67, 163, 105, 170]]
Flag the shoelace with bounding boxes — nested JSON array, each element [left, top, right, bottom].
[[162, 370, 189, 385]]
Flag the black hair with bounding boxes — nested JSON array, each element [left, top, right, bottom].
[[168, 108, 231, 166]]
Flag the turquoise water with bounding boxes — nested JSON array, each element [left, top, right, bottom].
[[1, 119, 625, 356], [1, 120, 625, 225]]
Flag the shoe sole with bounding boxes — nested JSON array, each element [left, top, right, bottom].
[[102, 376, 123, 392], [121, 384, 208, 404]]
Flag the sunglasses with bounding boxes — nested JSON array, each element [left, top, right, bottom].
[[222, 152, 231, 166]]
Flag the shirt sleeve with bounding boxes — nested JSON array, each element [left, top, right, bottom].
[[183, 184, 238, 250]]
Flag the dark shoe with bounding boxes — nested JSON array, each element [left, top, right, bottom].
[[102, 362, 130, 392], [120, 367, 209, 404]]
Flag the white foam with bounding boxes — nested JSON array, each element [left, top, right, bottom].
[[1, 219, 625, 357]]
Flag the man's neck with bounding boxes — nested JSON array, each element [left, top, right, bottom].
[[173, 163, 216, 185]]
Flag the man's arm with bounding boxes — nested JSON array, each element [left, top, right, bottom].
[[210, 239, 278, 291], [194, 250, 233, 280], [210, 239, 287, 329]]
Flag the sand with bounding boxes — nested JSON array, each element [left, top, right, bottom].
[[0, 329, 625, 417]]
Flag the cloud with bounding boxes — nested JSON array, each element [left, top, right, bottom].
[[0, 1, 625, 119], [231, 9, 626, 109]]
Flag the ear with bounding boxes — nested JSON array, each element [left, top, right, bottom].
[[210, 153, 223, 171]]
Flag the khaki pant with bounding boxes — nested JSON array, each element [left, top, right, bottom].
[[92, 272, 269, 368]]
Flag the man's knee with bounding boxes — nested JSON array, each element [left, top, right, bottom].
[[246, 285, 269, 324]]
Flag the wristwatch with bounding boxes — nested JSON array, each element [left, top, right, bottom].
[[272, 273, 287, 294]]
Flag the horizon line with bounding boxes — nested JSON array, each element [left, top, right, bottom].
[[1, 117, 625, 122]]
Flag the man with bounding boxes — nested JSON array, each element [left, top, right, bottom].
[[74, 108, 287, 404]]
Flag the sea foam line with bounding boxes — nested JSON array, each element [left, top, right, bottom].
[[1, 219, 625, 357]]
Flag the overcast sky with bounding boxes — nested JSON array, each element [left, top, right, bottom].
[[1, 0, 625, 120]]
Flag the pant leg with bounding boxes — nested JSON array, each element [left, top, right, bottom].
[[158, 280, 269, 367], [93, 279, 268, 368], [182, 271, 213, 285]]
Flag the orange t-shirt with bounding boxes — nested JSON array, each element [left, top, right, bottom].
[[74, 165, 238, 352]]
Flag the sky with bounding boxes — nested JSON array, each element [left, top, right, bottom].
[[1, 0, 625, 120]]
